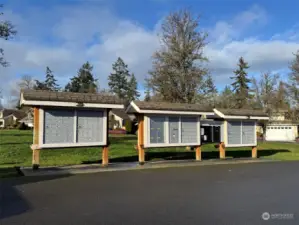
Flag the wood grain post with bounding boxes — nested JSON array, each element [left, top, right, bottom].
[[137, 114, 145, 165], [102, 146, 109, 166], [102, 109, 110, 167], [32, 107, 40, 170], [252, 146, 257, 158], [219, 142, 226, 159], [195, 146, 202, 161]]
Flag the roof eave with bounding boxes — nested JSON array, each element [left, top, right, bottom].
[[138, 109, 214, 115], [21, 99, 124, 109]]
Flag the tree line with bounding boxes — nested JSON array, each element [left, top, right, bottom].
[[1, 5, 299, 119], [30, 58, 140, 102]]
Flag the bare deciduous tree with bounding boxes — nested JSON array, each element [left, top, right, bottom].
[[251, 72, 279, 111], [9, 75, 35, 108], [217, 85, 236, 109], [288, 51, 299, 107], [147, 9, 208, 103], [0, 88, 3, 109], [18, 75, 35, 90]]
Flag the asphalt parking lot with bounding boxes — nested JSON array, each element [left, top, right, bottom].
[[1, 161, 299, 225]]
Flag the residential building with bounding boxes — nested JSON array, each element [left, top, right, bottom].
[[0, 109, 27, 128]]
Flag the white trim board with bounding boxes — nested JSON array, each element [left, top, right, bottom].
[[21, 99, 124, 109], [128, 101, 214, 116], [213, 109, 269, 120], [139, 110, 214, 115], [225, 144, 257, 147]]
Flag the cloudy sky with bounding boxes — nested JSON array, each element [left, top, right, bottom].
[[1, 0, 299, 106]]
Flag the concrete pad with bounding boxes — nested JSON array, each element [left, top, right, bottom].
[[20, 158, 279, 177]]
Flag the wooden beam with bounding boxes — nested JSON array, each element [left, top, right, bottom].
[[219, 142, 226, 159], [195, 146, 202, 161], [137, 114, 145, 165], [252, 146, 257, 158], [32, 107, 40, 170]]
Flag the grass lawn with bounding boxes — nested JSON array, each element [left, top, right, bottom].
[[0, 129, 298, 175]]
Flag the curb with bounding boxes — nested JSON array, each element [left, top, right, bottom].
[[20, 158, 280, 177]]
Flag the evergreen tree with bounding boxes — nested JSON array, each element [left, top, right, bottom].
[[34, 80, 47, 90], [144, 89, 151, 102], [44, 67, 59, 91], [65, 62, 97, 93], [108, 57, 131, 99], [202, 74, 218, 107], [230, 57, 251, 108], [127, 73, 140, 101], [34, 67, 59, 91], [1, 4, 17, 67]]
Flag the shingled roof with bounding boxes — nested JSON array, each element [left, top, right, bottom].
[[215, 108, 268, 117], [127, 101, 214, 113], [21, 89, 125, 105], [1, 109, 27, 119]]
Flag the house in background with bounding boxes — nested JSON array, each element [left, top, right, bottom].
[[265, 109, 299, 142], [0, 109, 27, 128], [18, 108, 34, 128], [109, 109, 137, 134]]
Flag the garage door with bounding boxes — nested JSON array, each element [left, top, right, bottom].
[[265, 126, 295, 141]]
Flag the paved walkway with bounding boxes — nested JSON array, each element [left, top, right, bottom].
[[20, 158, 275, 177]]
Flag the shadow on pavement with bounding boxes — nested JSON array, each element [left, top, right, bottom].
[[0, 172, 72, 220], [81, 149, 290, 165]]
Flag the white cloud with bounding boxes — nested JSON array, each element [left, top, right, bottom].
[[209, 4, 268, 45], [0, 3, 298, 106]]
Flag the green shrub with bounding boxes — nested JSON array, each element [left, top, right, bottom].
[[17, 122, 29, 130], [124, 120, 132, 133]]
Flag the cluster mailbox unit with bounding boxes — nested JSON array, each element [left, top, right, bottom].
[[126, 101, 269, 164], [20, 89, 124, 169], [20, 90, 269, 169], [125, 101, 215, 163]]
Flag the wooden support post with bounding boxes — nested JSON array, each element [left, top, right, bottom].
[[219, 142, 226, 159], [137, 114, 145, 165], [32, 107, 40, 170], [102, 146, 109, 166], [32, 148, 40, 170], [102, 109, 110, 167], [252, 146, 257, 158], [138, 146, 145, 165], [195, 146, 202, 161]]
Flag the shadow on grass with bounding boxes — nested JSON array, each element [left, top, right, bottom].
[[145, 149, 291, 161], [0, 168, 72, 220], [0, 142, 32, 146], [109, 135, 137, 144], [82, 149, 291, 165], [0, 133, 32, 137]]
